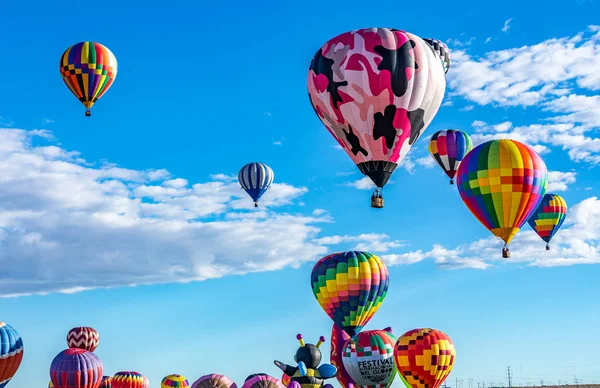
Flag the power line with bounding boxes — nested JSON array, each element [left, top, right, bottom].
[[508, 366, 513, 388]]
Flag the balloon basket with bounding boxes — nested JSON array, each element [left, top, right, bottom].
[[371, 197, 384, 208], [85, 110, 91, 117], [546, 244, 550, 251], [502, 249, 510, 259]]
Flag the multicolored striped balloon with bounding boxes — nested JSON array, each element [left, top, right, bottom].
[[393, 328, 455, 388], [428, 130, 473, 184], [330, 324, 356, 388], [238, 162, 274, 207], [311, 251, 389, 337], [527, 193, 568, 249], [50, 348, 103, 388], [456, 139, 548, 255], [0, 321, 23, 388], [112, 372, 149, 388], [342, 328, 397, 388], [59, 42, 118, 116], [162, 375, 189, 388], [191, 374, 237, 388], [99, 376, 112, 388], [67, 327, 99, 352]]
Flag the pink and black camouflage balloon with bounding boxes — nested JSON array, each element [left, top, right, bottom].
[[422, 38, 451, 74], [50, 348, 103, 388], [308, 28, 446, 189], [67, 327, 99, 352]]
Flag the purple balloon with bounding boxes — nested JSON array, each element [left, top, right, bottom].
[[50, 348, 103, 388]]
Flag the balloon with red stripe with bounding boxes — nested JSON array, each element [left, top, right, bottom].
[[0, 321, 23, 388], [50, 348, 103, 388]]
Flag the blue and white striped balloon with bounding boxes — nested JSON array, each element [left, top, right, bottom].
[[238, 162, 274, 207]]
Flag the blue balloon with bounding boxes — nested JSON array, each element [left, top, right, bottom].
[[0, 322, 24, 388], [238, 162, 274, 207]]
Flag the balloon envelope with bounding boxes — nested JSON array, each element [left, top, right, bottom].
[[311, 251, 389, 337], [191, 374, 237, 388], [527, 193, 568, 245], [162, 374, 190, 387], [428, 130, 473, 183], [67, 327, 99, 352], [242, 375, 285, 388], [422, 38, 451, 74], [308, 27, 446, 189], [59, 42, 118, 112], [330, 324, 356, 388], [50, 348, 103, 388], [0, 322, 23, 388], [112, 372, 149, 388], [99, 376, 112, 388], [342, 329, 397, 388], [393, 328, 455, 388], [456, 139, 548, 246], [238, 162, 274, 205]]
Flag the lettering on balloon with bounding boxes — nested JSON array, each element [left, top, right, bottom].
[[357, 358, 394, 383]]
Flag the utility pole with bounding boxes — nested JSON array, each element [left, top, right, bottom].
[[507, 367, 513, 388]]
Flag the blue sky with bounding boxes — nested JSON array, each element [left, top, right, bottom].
[[1, 0, 600, 387]]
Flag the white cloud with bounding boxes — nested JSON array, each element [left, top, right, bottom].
[[273, 141, 282, 146], [345, 176, 375, 190], [485, 37, 492, 44], [382, 196, 600, 269], [502, 18, 513, 33], [42, 118, 55, 124], [336, 171, 356, 177], [313, 233, 404, 253], [447, 26, 600, 107], [264, 112, 272, 117], [547, 171, 577, 191], [415, 156, 436, 169], [460, 105, 474, 111], [0, 129, 327, 297]]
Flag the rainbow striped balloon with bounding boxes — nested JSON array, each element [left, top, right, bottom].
[[456, 139, 548, 253], [428, 129, 473, 184], [527, 193, 568, 249], [311, 251, 389, 337], [162, 375, 190, 388], [59, 42, 118, 116], [112, 372, 149, 388]]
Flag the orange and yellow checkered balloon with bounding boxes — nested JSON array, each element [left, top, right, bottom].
[[393, 328, 455, 388]]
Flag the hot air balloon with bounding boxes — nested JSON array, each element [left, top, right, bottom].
[[274, 334, 337, 388], [238, 162, 274, 207], [0, 322, 23, 388], [308, 28, 446, 208], [393, 328, 455, 388], [242, 375, 285, 388], [456, 139, 548, 258], [330, 324, 356, 388], [112, 372, 149, 388], [49, 382, 54, 388], [50, 348, 103, 388], [191, 374, 237, 388], [280, 374, 290, 387], [59, 42, 118, 117], [422, 39, 451, 74], [342, 328, 397, 388], [67, 326, 99, 352], [311, 251, 389, 337], [428, 130, 473, 184], [527, 193, 568, 250], [163, 374, 190, 387], [100, 376, 112, 388]]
